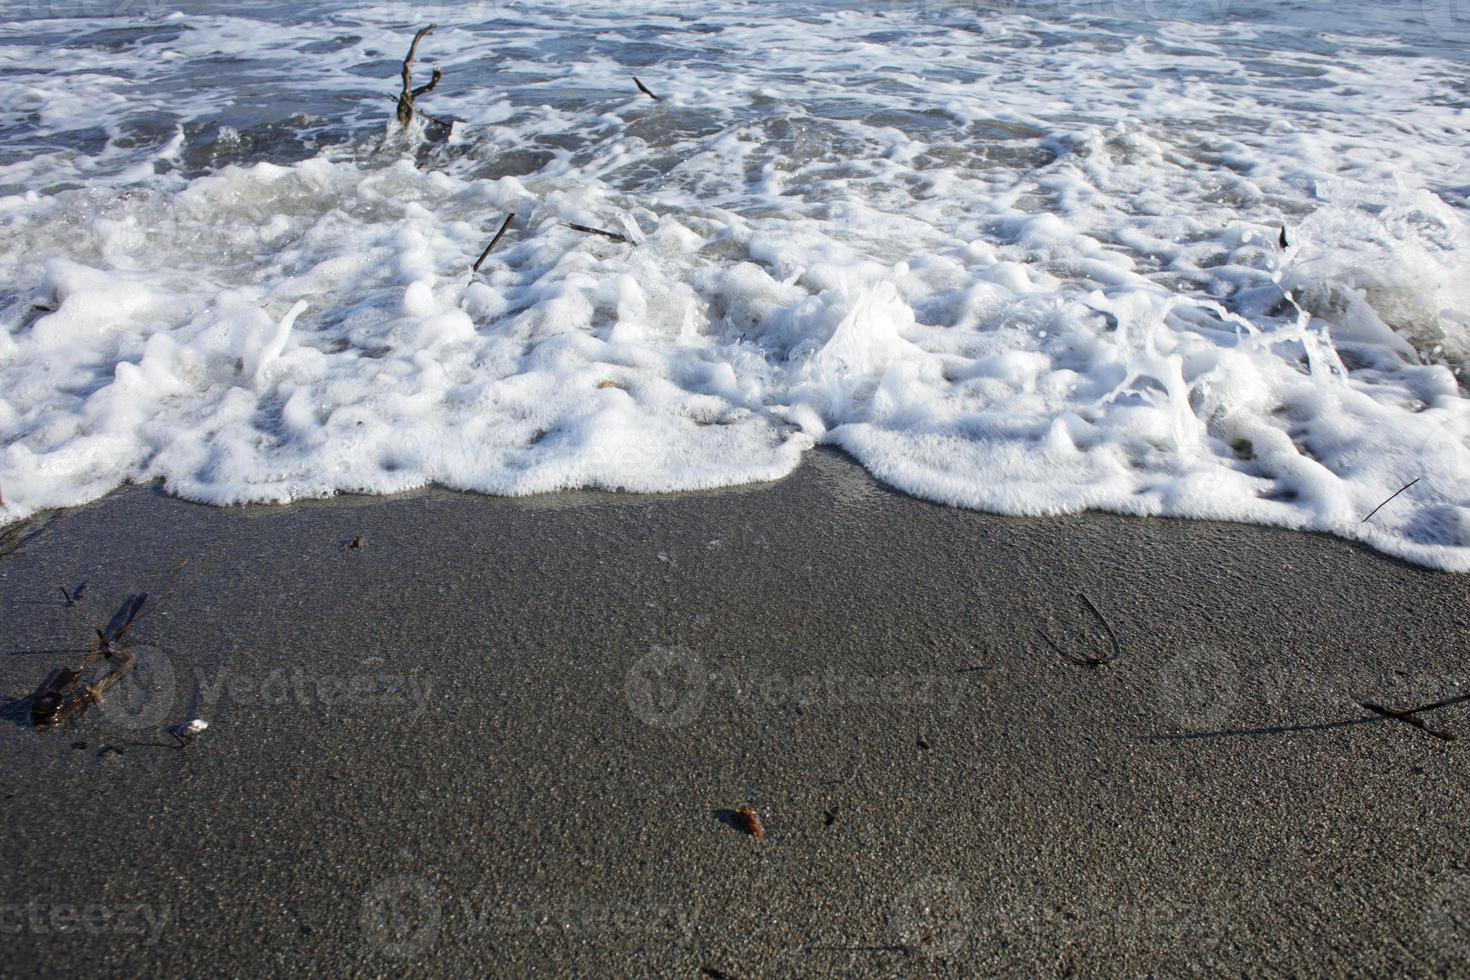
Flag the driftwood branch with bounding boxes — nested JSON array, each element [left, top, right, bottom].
[[472, 214, 516, 274], [412, 68, 442, 100], [381, 94, 454, 131], [397, 24, 438, 126]]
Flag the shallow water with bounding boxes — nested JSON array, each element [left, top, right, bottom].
[[2, 0, 1469, 568]]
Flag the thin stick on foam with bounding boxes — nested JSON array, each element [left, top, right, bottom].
[[1360, 477, 1419, 524], [472, 214, 516, 274], [566, 223, 630, 244], [633, 76, 661, 101]]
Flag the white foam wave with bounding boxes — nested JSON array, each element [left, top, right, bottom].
[[1, 0, 1469, 569]]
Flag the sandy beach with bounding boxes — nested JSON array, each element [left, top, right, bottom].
[[0, 449, 1466, 976], [2, 0, 1469, 975]]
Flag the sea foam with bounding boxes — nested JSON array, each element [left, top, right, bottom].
[[1, 0, 1469, 568]]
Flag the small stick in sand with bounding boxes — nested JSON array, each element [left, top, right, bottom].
[[1036, 594, 1120, 668], [472, 214, 516, 274], [1360, 701, 1457, 742], [1036, 627, 1088, 668], [396, 24, 441, 127], [633, 76, 661, 101], [566, 222, 630, 244], [1078, 592, 1122, 666], [735, 805, 765, 840], [1361, 477, 1419, 524]]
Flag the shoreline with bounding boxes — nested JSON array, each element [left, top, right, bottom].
[[1, 448, 1467, 976]]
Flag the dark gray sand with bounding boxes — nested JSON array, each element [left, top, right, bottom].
[[1, 449, 1468, 977]]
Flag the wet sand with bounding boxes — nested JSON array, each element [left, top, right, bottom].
[[1, 449, 1467, 977]]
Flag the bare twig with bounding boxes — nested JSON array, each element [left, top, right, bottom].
[[1361, 478, 1419, 524], [633, 76, 661, 101], [472, 214, 516, 273], [1036, 627, 1089, 668], [412, 68, 442, 100], [1278, 226, 1289, 250], [566, 222, 629, 244], [31, 562, 188, 726], [1078, 592, 1121, 665], [396, 24, 438, 127], [1360, 701, 1457, 742]]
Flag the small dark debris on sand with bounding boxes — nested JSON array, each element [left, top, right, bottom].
[[735, 805, 765, 840]]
